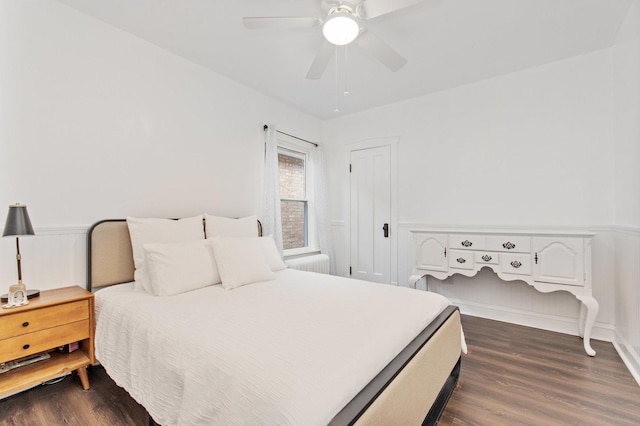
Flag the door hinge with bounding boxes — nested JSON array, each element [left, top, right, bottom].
[[349, 164, 352, 173], [349, 266, 352, 275]]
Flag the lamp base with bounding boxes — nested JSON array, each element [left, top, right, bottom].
[[1, 289, 40, 303]]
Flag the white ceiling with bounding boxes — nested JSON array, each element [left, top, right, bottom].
[[56, 0, 633, 120]]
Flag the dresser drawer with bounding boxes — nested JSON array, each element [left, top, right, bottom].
[[500, 254, 532, 276], [475, 252, 499, 265], [487, 236, 531, 253], [0, 300, 89, 339], [449, 250, 474, 270], [0, 320, 90, 363], [448, 234, 485, 250]]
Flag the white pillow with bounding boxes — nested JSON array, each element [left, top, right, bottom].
[[204, 214, 259, 238], [211, 237, 275, 290], [258, 236, 287, 271], [144, 240, 220, 296], [127, 215, 204, 293]]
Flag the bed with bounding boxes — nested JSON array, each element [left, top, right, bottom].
[[87, 217, 463, 425]]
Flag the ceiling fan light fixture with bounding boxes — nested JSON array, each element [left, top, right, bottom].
[[322, 11, 359, 46]]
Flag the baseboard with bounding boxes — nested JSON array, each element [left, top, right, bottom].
[[613, 331, 640, 386], [452, 299, 615, 342]]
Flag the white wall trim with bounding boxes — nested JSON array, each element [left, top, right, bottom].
[[399, 222, 624, 233], [609, 224, 640, 237], [613, 330, 640, 386], [35, 226, 89, 236]]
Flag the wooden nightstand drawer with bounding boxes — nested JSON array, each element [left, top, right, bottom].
[[0, 320, 90, 364], [0, 300, 89, 338]]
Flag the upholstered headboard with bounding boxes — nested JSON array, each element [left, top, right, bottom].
[[87, 220, 134, 291], [86, 218, 262, 291]]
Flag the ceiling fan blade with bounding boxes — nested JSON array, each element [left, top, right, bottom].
[[243, 17, 320, 29], [354, 30, 407, 71], [306, 41, 334, 80], [360, 0, 442, 19]]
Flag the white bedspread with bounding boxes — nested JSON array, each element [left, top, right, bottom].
[[95, 269, 453, 425]]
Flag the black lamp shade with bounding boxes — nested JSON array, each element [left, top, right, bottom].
[[3, 204, 35, 237]]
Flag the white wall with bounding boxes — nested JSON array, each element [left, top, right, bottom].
[[0, 1, 321, 291], [612, 0, 640, 383], [322, 49, 617, 339]]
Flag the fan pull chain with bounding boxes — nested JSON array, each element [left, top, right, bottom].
[[334, 45, 340, 113], [344, 45, 350, 95]]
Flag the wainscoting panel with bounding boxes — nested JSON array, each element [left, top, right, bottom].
[[0, 226, 88, 293], [8, 222, 635, 382], [398, 224, 616, 343], [612, 227, 640, 384], [331, 221, 347, 277]]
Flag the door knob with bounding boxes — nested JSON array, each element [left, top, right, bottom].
[[382, 223, 389, 238]]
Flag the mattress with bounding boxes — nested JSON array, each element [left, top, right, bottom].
[[95, 269, 453, 425]]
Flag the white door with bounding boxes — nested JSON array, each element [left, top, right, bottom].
[[350, 146, 391, 283]]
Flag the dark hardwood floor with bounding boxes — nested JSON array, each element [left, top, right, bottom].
[[1, 315, 639, 425], [440, 315, 640, 425]]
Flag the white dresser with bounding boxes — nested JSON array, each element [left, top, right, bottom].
[[409, 229, 598, 356]]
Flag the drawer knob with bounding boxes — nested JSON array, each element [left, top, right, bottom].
[[22, 322, 29, 327], [456, 257, 466, 264], [461, 240, 473, 247], [23, 344, 30, 350], [510, 260, 522, 268], [503, 242, 516, 250], [482, 255, 492, 262]]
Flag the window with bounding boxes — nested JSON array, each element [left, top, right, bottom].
[[278, 147, 308, 250]]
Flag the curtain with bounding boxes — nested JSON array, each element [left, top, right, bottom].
[[310, 145, 336, 275], [260, 125, 284, 253]]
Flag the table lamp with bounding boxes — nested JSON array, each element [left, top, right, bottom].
[[2, 203, 39, 307]]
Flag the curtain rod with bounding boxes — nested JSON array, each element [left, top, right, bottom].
[[263, 124, 318, 147]]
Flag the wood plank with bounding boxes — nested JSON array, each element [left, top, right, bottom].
[[0, 366, 147, 425], [439, 315, 640, 425]]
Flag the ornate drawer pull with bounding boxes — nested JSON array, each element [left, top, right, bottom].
[[503, 242, 516, 250], [23, 344, 30, 350], [481, 255, 492, 262], [461, 240, 473, 247], [456, 257, 466, 264], [510, 260, 522, 268]]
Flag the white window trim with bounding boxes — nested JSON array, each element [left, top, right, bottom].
[[277, 135, 318, 257]]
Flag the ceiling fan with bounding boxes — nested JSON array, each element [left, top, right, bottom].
[[243, 0, 441, 79]]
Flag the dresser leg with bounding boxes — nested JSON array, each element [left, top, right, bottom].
[[578, 302, 586, 337], [576, 295, 599, 357], [408, 274, 422, 290], [77, 367, 90, 390]]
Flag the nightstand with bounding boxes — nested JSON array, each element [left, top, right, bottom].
[[0, 286, 95, 398]]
